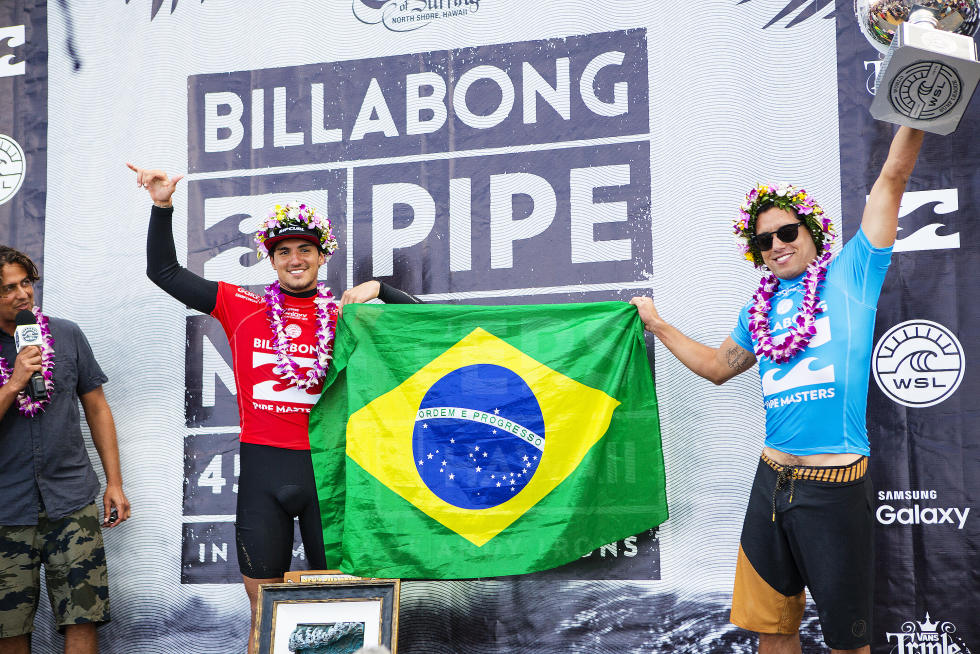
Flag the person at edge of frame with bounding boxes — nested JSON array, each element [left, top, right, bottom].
[[127, 163, 423, 654], [630, 125, 924, 654], [0, 246, 132, 654]]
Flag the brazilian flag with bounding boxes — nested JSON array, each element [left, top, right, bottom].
[[310, 301, 667, 579]]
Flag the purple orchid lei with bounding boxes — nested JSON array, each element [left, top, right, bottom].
[[0, 306, 55, 416], [748, 250, 832, 364], [263, 281, 338, 390]]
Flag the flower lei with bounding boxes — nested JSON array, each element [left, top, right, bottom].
[[748, 251, 832, 363], [0, 307, 55, 416], [254, 202, 338, 260], [735, 183, 838, 363], [264, 281, 337, 389]]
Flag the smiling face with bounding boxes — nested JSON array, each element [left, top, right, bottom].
[[269, 238, 326, 292], [755, 207, 818, 279]]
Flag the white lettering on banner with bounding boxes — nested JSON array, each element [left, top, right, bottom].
[[570, 164, 632, 263], [885, 614, 972, 654], [351, 78, 399, 140], [372, 165, 639, 276], [0, 25, 26, 78], [204, 91, 244, 152], [523, 58, 570, 123], [371, 183, 436, 277], [201, 191, 329, 286], [454, 65, 515, 129], [274, 87, 304, 147], [580, 51, 628, 116], [864, 59, 882, 95], [406, 72, 448, 135], [202, 336, 237, 406], [490, 172, 557, 269], [876, 504, 970, 529], [251, 351, 321, 405], [201, 49, 629, 151], [879, 489, 938, 500]]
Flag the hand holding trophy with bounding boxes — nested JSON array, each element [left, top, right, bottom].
[[855, 0, 979, 133]]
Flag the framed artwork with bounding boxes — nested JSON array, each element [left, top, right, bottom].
[[254, 580, 399, 654]]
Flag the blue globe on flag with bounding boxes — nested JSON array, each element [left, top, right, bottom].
[[413, 364, 545, 509]]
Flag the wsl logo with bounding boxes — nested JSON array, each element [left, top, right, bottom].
[[414, 364, 544, 509], [353, 0, 480, 32], [873, 320, 964, 408], [0, 134, 26, 206], [885, 613, 972, 654], [888, 62, 962, 121]]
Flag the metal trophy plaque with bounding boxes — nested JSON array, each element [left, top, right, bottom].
[[855, 0, 980, 134]]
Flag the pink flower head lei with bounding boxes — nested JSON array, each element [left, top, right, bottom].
[[733, 183, 837, 363], [254, 202, 340, 390], [0, 307, 55, 416]]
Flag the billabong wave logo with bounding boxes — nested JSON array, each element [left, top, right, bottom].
[[0, 134, 26, 206], [346, 327, 620, 546], [353, 0, 481, 32], [873, 320, 964, 408], [885, 613, 972, 654]]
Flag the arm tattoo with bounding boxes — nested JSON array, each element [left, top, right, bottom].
[[726, 345, 753, 372]]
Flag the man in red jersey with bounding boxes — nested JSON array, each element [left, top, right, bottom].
[[128, 163, 421, 653]]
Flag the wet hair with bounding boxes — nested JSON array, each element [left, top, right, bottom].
[[0, 246, 39, 282]]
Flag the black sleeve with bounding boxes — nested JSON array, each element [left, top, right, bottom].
[[146, 205, 219, 314], [376, 281, 424, 304]]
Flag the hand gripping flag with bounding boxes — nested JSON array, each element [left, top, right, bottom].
[[309, 301, 667, 579]]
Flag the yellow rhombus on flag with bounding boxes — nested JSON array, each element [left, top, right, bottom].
[[346, 327, 620, 547]]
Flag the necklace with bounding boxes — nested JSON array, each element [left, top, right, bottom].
[[0, 307, 55, 416], [748, 251, 831, 364], [263, 282, 338, 390]]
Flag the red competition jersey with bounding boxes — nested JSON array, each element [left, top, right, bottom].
[[211, 281, 337, 450]]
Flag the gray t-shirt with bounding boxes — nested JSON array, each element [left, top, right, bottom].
[[0, 316, 108, 524]]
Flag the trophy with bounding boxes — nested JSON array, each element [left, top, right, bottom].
[[855, 0, 980, 133]]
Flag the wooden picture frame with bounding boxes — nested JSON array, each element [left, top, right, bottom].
[[253, 579, 399, 654]]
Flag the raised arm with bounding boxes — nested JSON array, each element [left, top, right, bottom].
[[630, 296, 755, 385], [127, 163, 219, 314], [861, 126, 925, 248]]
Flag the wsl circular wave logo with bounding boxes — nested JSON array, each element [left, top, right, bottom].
[[873, 320, 965, 408], [888, 61, 962, 121], [413, 364, 544, 509]]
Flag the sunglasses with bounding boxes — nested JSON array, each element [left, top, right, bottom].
[[751, 222, 805, 251]]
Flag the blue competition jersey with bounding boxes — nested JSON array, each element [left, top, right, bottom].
[[731, 228, 892, 455]]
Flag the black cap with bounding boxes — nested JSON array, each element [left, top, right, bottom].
[[264, 225, 322, 252]]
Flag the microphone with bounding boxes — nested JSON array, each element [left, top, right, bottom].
[[14, 310, 48, 401]]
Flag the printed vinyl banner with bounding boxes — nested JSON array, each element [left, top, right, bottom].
[[0, 1, 975, 652]]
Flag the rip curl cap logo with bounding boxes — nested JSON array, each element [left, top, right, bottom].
[[873, 319, 965, 408], [345, 327, 620, 546]]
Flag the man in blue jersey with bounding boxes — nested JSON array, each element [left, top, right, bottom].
[[630, 125, 923, 654]]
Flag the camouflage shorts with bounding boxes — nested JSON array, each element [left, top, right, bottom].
[[0, 502, 109, 638]]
